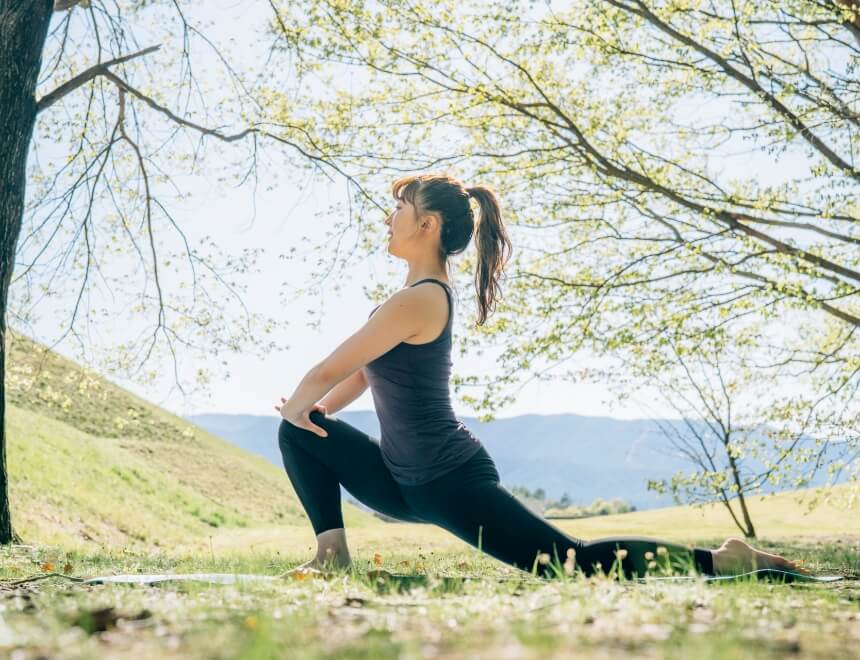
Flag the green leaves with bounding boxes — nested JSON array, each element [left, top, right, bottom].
[[265, 2, 856, 497]]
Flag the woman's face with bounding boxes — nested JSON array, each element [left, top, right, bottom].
[[385, 197, 416, 255]]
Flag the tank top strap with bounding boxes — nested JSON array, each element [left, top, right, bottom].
[[410, 277, 451, 289], [409, 278, 453, 330]]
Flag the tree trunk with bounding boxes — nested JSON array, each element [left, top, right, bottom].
[[0, 1, 55, 544], [726, 441, 756, 539]]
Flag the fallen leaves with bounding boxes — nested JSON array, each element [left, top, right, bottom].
[[34, 559, 73, 574]]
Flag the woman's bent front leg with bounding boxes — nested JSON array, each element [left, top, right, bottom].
[[277, 410, 425, 539]]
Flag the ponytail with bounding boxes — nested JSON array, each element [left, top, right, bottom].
[[391, 173, 513, 326], [466, 185, 513, 326]]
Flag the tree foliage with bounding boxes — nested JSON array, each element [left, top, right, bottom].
[[0, 0, 371, 542], [262, 0, 860, 508], [15, 0, 388, 387]]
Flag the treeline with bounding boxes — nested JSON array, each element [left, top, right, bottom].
[[507, 486, 637, 519], [365, 486, 636, 523]]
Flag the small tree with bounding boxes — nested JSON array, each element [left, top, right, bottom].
[[633, 328, 853, 538]]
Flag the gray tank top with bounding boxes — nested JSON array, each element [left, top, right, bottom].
[[363, 278, 484, 486]]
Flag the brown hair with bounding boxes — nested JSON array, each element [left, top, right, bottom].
[[391, 173, 512, 326]]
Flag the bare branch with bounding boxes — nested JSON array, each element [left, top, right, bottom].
[[53, 0, 86, 11], [608, 0, 860, 184], [35, 44, 161, 113]]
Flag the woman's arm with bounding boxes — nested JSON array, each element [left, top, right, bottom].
[[316, 368, 369, 415]]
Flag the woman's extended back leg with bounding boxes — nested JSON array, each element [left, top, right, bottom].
[[400, 453, 713, 579], [434, 482, 713, 578]]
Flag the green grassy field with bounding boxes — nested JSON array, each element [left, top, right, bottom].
[[2, 533, 858, 660], [1, 330, 858, 659]]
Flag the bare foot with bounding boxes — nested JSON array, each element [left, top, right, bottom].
[[280, 562, 326, 580], [279, 552, 351, 579], [712, 537, 812, 576]]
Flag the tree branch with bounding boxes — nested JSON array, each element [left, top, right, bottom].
[[35, 44, 161, 114], [608, 0, 860, 184], [833, 0, 860, 43], [53, 0, 86, 11]]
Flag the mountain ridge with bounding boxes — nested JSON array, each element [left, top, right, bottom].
[[187, 409, 848, 513]]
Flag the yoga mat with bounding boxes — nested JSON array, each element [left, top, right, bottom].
[[83, 572, 469, 587], [81, 568, 846, 586], [85, 573, 279, 585], [636, 568, 845, 583]]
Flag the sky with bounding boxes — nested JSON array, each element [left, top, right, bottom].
[[13, 0, 831, 424]]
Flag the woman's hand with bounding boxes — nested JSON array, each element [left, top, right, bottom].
[[275, 397, 329, 438]]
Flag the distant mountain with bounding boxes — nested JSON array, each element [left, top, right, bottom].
[[186, 410, 848, 513]]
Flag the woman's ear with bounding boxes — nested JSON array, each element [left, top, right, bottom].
[[421, 212, 442, 234]]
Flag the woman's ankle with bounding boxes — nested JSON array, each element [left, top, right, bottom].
[[317, 546, 350, 561], [316, 527, 350, 562]]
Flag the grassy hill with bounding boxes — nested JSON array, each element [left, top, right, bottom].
[[4, 330, 379, 554]]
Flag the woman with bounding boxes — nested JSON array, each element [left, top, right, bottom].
[[274, 173, 810, 580]]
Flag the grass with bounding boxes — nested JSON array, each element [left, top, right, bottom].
[[1, 329, 859, 658], [1, 535, 858, 659]]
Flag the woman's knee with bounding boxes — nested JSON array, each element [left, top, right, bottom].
[[278, 418, 298, 450], [278, 412, 333, 450]]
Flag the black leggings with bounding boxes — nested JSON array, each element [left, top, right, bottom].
[[278, 411, 714, 579]]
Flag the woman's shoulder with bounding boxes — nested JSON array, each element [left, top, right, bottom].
[[367, 285, 450, 334]]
